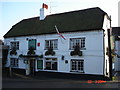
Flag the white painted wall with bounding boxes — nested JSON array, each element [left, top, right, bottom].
[[4, 30, 105, 75], [103, 15, 111, 77]]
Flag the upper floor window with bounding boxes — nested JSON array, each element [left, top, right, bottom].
[[45, 39, 58, 50], [70, 38, 85, 50], [28, 39, 36, 50], [10, 42, 19, 50]]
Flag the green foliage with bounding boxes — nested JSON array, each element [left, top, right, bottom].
[[70, 51, 82, 56], [40, 55, 43, 58], [45, 47, 55, 56], [70, 45, 82, 56], [10, 47, 17, 55], [27, 46, 35, 55]]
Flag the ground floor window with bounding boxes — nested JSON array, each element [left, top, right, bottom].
[[10, 58, 18, 67], [37, 60, 43, 69], [71, 59, 84, 72], [45, 58, 57, 70]]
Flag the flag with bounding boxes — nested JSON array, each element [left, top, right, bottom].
[[55, 25, 66, 40], [42, 3, 48, 9], [57, 33, 66, 40]]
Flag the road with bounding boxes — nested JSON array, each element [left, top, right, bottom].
[[2, 76, 120, 88], [2, 69, 120, 89]]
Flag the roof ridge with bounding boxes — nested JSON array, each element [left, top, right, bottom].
[[47, 7, 105, 17], [19, 7, 106, 22]]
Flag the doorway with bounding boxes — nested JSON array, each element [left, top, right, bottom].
[[29, 59, 35, 75]]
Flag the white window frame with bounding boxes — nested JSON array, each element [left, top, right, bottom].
[[45, 39, 58, 50], [71, 59, 84, 72], [10, 58, 19, 67], [70, 38, 85, 50], [45, 58, 57, 70], [10, 41, 19, 50]]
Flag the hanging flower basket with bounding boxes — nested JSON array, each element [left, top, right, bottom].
[[45, 47, 55, 56], [70, 51, 82, 56], [19, 54, 23, 57], [70, 44, 83, 56], [10, 47, 17, 55], [39, 54, 43, 58], [27, 47, 36, 55]]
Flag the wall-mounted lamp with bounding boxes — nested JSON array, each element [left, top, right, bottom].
[[23, 59, 28, 64], [26, 38, 29, 41], [61, 55, 64, 60], [65, 60, 68, 64]]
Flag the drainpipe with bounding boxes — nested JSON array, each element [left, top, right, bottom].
[[9, 65, 12, 77], [108, 15, 112, 80], [107, 29, 112, 80]]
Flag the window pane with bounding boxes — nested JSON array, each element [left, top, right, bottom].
[[71, 60, 84, 72], [54, 40, 57, 49], [17, 42, 19, 49], [46, 62, 51, 70], [45, 40, 58, 49], [81, 38, 85, 48], [10, 42, 19, 50], [10, 58, 18, 67], [50, 41, 53, 48], [45, 41, 49, 49], [37, 60, 43, 69], [45, 58, 57, 70], [28, 39, 36, 50], [52, 62, 57, 70], [70, 38, 85, 49]]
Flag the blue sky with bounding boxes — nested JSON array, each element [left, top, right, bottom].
[[0, 0, 119, 39]]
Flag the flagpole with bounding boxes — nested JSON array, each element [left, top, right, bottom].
[[54, 25, 66, 40], [55, 25, 59, 34]]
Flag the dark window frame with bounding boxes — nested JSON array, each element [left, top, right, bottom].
[[28, 39, 37, 50], [71, 59, 84, 72]]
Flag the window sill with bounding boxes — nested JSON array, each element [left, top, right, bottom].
[[70, 71, 84, 73], [43, 69, 58, 72], [69, 48, 86, 50], [10, 67, 19, 68], [44, 49, 58, 50]]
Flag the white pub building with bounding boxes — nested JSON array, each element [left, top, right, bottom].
[[4, 4, 112, 79]]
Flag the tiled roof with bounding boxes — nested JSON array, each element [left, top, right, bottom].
[[4, 7, 107, 38]]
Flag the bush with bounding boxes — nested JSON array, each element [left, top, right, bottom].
[[45, 47, 55, 56]]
